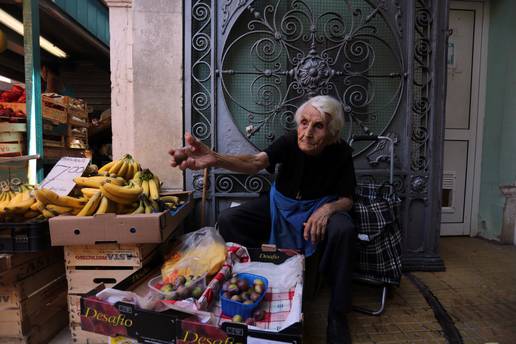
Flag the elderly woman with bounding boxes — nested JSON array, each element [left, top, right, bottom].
[[169, 95, 356, 344]]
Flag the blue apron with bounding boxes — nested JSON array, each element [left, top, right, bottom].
[[268, 183, 337, 256]]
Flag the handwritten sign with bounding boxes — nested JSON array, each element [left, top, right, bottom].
[[39, 157, 91, 195]]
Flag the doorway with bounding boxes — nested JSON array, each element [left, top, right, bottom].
[[441, 1, 487, 236]]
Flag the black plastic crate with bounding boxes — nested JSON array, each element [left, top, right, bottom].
[[0, 219, 51, 252]]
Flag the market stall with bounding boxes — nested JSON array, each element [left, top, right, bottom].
[[0, 154, 194, 343]]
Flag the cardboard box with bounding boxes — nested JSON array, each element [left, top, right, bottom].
[[79, 248, 304, 344], [49, 192, 192, 246]]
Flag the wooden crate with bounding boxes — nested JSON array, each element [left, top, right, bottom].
[[65, 243, 157, 294], [0, 308, 68, 344], [70, 323, 108, 344], [65, 244, 157, 268], [67, 126, 88, 149], [0, 122, 26, 157], [0, 248, 63, 285], [0, 275, 67, 336], [0, 260, 65, 307], [42, 94, 68, 124]]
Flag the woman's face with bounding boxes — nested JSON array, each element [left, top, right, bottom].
[[297, 104, 331, 156]]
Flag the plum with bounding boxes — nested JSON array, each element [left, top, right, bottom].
[[250, 291, 260, 302], [192, 287, 203, 299], [228, 283, 239, 294], [176, 286, 189, 299], [222, 281, 230, 292], [222, 292, 232, 299], [254, 284, 264, 294], [230, 294, 242, 302], [236, 279, 249, 291]]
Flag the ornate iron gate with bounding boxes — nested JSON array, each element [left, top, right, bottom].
[[184, 0, 448, 270]]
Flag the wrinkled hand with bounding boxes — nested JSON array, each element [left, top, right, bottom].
[[304, 204, 333, 244], [168, 132, 217, 171]]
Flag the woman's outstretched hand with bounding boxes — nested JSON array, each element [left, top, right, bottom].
[[169, 132, 217, 171]]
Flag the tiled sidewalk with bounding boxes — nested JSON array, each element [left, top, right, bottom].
[[303, 237, 516, 344]]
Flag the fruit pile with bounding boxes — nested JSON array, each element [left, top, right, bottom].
[[222, 276, 265, 304], [0, 184, 38, 221], [0, 85, 26, 103], [0, 154, 184, 221], [0, 86, 26, 123], [220, 274, 267, 324], [157, 274, 205, 301], [0, 104, 25, 122], [71, 154, 182, 216]]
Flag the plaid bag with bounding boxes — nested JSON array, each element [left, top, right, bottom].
[[352, 182, 402, 285]]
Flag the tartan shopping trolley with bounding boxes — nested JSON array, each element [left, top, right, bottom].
[[349, 135, 403, 315]]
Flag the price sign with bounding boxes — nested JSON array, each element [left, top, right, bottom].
[[39, 157, 91, 195]]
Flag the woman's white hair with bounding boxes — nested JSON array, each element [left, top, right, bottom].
[[294, 95, 345, 142]]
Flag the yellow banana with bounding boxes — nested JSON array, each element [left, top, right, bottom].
[[160, 195, 180, 203], [7, 197, 35, 214], [74, 176, 125, 188], [118, 160, 129, 179], [99, 185, 136, 205], [108, 159, 124, 175], [131, 200, 145, 214], [30, 200, 43, 211], [95, 196, 110, 214], [132, 171, 142, 186], [141, 180, 150, 197], [98, 161, 115, 174], [34, 189, 86, 208], [77, 191, 102, 216], [102, 181, 142, 201], [6, 192, 23, 207], [123, 161, 133, 181], [41, 208, 56, 218], [81, 188, 100, 198], [46, 204, 73, 215], [149, 178, 160, 201]]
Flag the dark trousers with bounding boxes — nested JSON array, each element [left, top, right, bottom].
[[217, 193, 356, 314]]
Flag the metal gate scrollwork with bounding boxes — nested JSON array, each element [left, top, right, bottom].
[[185, 0, 449, 270]]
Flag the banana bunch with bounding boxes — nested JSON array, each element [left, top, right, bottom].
[[98, 154, 141, 180], [159, 195, 183, 211], [131, 194, 160, 214], [74, 175, 125, 189], [34, 188, 87, 218], [133, 169, 161, 200], [75, 180, 143, 216], [0, 187, 18, 214], [0, 184, 37, 220]]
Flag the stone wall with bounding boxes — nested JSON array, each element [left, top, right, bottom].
[[107, 0, 183, 189]]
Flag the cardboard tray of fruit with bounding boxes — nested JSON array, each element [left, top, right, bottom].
[[49, 191, 192, 246], [79, 246, 304, 344]]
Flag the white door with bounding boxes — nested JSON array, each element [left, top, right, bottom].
[[441, 1, 485, 236]]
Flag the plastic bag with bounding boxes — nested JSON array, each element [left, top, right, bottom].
[[232, 254, 303, 290], [161, 227, 227, 285]]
